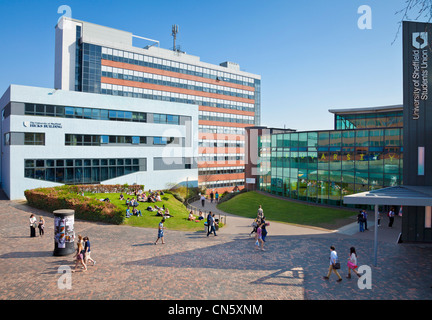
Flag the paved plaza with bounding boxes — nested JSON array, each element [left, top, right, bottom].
[[1, 196, 432, 301]]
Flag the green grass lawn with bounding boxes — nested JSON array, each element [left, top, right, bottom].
[[217, 191, 357, 229], [86, 192, 206, 231]]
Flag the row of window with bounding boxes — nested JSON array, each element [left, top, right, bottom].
[[65, 134, 179, 146], [335, 112, 403, 130], [100, 83, 255, 112], [25, 158, 143, 168], [75, 26, 83, 91], [102, 65, 254, 99], [198, 154, 244, 162], [199, 111, 254, 124], [24, 157, 145, 184], [23, 103, 181, 125], [263, 167, 402, 183], [199, 125, 245, 135], [269, 128, 403, 148], [81, 43, 102, 93], [4, 132, 45, 146], [200, 179, 245, 189], [3, 132, 181, 147], [198, 167, 244, 175], [199, 140, 244, 148], [100, 46, 257, 87], [260, 177, 401, 207]]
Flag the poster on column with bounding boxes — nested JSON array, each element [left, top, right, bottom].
[[54, 215, 75, 248]]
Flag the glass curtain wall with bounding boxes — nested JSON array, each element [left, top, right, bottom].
[[260, 128, 403, 207]]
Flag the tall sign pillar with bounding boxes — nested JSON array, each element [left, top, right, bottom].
[[402, 21, 432, 242]]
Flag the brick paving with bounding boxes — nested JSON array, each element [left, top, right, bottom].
[[0, 197, 432, 301]]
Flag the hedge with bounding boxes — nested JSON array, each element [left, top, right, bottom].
[[24, 185, 130, 225]]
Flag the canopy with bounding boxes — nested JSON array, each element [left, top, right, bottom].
[[343, 185, 432, 266], [343, 185, 432, 206]]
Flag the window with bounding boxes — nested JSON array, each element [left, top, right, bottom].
[[153, 137, 167, 145], [22, 104, 181, 127], [24, 157, 146, 183], [24, 133, 45, 145]]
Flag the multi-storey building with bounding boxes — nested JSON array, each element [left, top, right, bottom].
[[55, 17, 261, 194], [247, 105, 403, 207], [0, 84, 198, 200]]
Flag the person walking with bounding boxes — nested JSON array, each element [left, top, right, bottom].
[[377, 208, 382, 227], [154, 218, 166, 244], [323, 246, 342, 282], [37, 216, 45, 237], [210, 191, 214, 203], [261, 216, 268, 242], [346, 247, 361, 279], [215, 191, 219, 203], [362, 210, 368, 230], [357, 211, 365, 232], [257, 205, 264, 219], [72, 240, 87, 273], [83, 236, 96, 266], [200, 194, 206, 207], [207, 212, 217, 237], [255, 222, 265, 251], [29, 214, 37, 237], [388, 207, 395, 228]]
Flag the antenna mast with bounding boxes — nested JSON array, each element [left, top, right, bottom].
[[172, 24, 179, 51]]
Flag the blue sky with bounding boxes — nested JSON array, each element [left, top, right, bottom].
[[0, 0, 417, 130]]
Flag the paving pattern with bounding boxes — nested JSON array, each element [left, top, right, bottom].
[[1, 197, 432, 301]]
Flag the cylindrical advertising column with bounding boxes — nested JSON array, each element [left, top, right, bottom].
[[53, 209, 75, 256]]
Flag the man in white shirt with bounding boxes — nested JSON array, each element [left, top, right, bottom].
[[257, 205, 263, 219], [323, 246, 342, 282]]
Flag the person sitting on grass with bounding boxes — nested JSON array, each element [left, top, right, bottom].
[[119, 193, 124, 200], [163, 208, 173, 218], [198, 210, 204, 220], [188, 211, 196, 221], [156, 208, 163, 216], [126, 207, 131, 218]]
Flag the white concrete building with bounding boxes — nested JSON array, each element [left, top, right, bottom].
[[0, 85, 198, 200], [54, 16, 261, 194]]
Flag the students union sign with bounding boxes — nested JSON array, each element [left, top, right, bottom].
[[411, 31, 429, 120]]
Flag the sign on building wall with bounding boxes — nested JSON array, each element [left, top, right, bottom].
[[403, 21, 432, 186]]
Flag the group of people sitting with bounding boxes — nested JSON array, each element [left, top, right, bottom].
[[126, 206, 142, 218], [188, 210, 205, 222], [153, 204, 173, 218], [121, 189, 166, 218], [119, 189, 164, 204]]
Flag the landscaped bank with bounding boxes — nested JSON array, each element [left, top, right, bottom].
[[24, 185, 206, 231], [217, 191, 356, 230]]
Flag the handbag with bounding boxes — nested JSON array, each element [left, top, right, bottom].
[[333, 262, 341, 269]]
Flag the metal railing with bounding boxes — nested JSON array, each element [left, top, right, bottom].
[[185, 196, 227, 226]]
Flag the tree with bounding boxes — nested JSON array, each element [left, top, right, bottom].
[[393, 0, 432, 44]]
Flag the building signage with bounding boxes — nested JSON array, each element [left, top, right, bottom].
[[403, 21, 432, 186], [23, 121, 62, 129], [411, 31, 429, 120]]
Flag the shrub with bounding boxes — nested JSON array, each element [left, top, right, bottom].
[[24, 185, 125, 225]]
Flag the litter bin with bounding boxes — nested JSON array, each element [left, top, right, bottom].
[[53, 209, 75, 256]]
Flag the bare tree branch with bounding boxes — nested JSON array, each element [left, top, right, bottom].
[[392, 0, 432, 45]]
